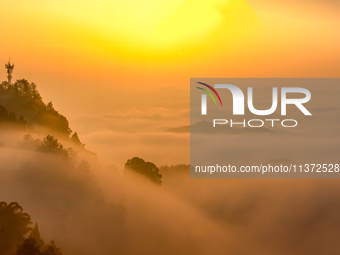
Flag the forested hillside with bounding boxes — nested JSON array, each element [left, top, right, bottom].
[[0, 79, 71, 136]]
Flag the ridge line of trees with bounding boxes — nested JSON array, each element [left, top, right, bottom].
[[0, 79, 72, 137]]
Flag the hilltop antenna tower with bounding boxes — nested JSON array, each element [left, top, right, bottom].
[[5, 58, 14, 84]]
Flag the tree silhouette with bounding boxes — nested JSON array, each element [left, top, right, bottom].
[[29, 223, 45, 250], [0, 105, 31, 129], [20, 134, 41, 150], [70, 132, 84, 147], [16, 231, 64, 255], [20, 134, 78, 160], [125, 157, 162, 184], [15, 238, 40, 255], [0, 79, 72, 136], [0, 202, 32, 255], [38, 135, 69, 158]]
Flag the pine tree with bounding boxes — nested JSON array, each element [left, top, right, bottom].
[[70, 132, 84, 147], [29, 223, 45, 250]]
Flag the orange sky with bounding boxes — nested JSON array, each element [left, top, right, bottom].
[[0, 0, 339, 129], [0, 0, 340, 167], [1, 1, 339, 86]]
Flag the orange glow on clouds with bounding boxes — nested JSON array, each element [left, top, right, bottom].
[[0, 0, 339, 96]]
